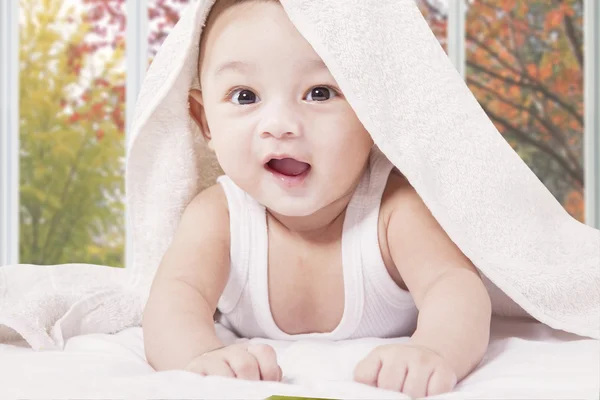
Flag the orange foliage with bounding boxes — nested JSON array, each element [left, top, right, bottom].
[[565, 190, 584, 222], [466, 0, 584, 222]]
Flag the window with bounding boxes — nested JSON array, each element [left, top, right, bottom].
[[1, 0, 598, 266], [17, 0, 126, 266], [1, 0, 194, 267]]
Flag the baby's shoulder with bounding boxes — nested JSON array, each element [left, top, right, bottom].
[[379, 169, 436, 232], [379, 169, 439, 237], [182, 183, 230, 224], [380, 170, 420, 216]]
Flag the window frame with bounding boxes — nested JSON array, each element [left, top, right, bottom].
[[448, 0, 466, 78], [584, 0, 600, 228], [0, 0, 19, 266], [125, 0, 149, 268]]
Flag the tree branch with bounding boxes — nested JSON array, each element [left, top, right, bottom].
[[506, 9, 532, 78], [478, 102, 584, 185], [31, 205, 41, 263], [467, 77, 583, 180], [563, 14, 584, 69], [466, 60, 584, 126], [466, 33, 523, 78], [40, 137, 89, 260], [552, 0, 584, 70], [51, 192, 88, 264]]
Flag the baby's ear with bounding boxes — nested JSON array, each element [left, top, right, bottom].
[[188, 89, 212, 145]]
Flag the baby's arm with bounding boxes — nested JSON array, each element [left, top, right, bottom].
[[142, 185, 231, 371], [355, 182, 491, 396], [389, 185, 491, 378]]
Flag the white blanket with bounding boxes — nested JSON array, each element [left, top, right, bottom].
[[1, 0, 599, 371], [0, 318, 597, 399]]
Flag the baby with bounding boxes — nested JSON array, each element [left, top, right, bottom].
[[142, 0, 492, 397]]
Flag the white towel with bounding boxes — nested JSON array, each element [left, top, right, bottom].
[[1, 0, 599, 350]]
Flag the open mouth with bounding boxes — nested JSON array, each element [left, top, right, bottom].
[[265, 158, 311, 178]]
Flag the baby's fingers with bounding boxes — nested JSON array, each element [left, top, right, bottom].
[[353, 352, 382, 386], [191, 359, 235, 378], [226, 350, 261, 381], [427, 366, 457, 396], [247, 344, 282, 381], [401, 364, 433, 399], [377, 360, 408, 392]]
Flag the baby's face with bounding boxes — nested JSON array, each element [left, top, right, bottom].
[[193, 1, 373, 217]]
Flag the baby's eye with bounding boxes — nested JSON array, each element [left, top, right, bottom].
[[306, 86, 337, 102], [228, 86, 337, 105], [230, 88, 260, 105]]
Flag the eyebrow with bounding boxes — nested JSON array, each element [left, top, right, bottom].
[[212, 59, 329, 77]]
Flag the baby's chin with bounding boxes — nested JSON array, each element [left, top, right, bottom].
[[261, 198, 323, 218]]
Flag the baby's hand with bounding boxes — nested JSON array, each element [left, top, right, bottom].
[[185, 343, 282, 382], [354, 343, 457, 398]]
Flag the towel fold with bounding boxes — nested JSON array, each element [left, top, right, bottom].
[[0, 264, 142, 350]]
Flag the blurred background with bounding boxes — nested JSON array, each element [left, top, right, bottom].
[[0, 0, 598, 268]]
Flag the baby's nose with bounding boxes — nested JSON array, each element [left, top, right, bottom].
[[257, 106, 303, 139], [263, 130, 297, 139]]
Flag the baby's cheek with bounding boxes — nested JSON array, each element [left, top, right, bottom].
[[217, 142, 260, 185], [330, 143, 371, 184], [333, 132, 371, 161]]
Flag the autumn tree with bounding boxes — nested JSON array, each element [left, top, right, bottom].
[[419, 1, 584, 222], [466, 0, 584, 221], [19, 0, 126, 266], [19, 0, 198, 268]]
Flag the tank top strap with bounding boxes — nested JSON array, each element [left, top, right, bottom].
[[216, 175, 263, 313], [361, 146, 397, 204], [331, 147, 397, 337], [345, 147, 415, 308]]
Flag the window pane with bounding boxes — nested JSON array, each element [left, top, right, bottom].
[[19, 0, 126, 266], [466, 0, 584, 222]]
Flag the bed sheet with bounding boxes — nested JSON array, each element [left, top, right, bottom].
[[0, 317, 598, 399]]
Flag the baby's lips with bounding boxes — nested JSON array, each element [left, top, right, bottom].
[[267, 158, 311, 176]]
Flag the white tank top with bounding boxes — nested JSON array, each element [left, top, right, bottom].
[[215, 147, 418, 340]]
